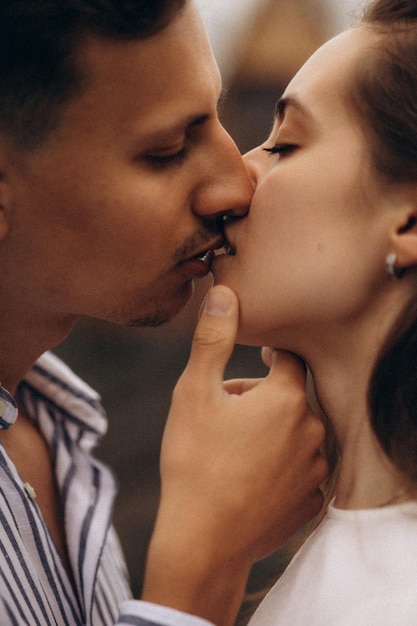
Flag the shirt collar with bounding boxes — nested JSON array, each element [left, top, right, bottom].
[[1, 352, 108, 450], [0, 385, 18, 429]]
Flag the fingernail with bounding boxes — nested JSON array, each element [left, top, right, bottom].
[[204, 288, 233, 316], [262, 346, 275, 366]]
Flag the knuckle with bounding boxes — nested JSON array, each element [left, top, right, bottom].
[[297, 407, 326, 440], [317, 456, 330, 481], [172, 373, 196, 399], [171, 374, 194, 407], [309, 416, 327, 445], [193, 323, 228, 349], [172, 368, 207, 406], [282, 387, 308, 419], [309, 455, 329, 488]]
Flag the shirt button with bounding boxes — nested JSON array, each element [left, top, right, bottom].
[[24, 482, 37, 500]]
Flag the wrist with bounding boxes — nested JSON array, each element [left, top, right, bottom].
[[142, 515, 251, 626]]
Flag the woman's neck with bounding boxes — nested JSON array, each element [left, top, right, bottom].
[[306, 322, 414, 511]]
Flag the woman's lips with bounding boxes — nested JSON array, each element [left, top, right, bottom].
[[222, 242, 236, 256]]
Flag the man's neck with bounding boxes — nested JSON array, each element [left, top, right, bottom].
[[0, 308, 77, 394]]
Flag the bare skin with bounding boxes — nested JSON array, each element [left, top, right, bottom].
[[0, 411, 70, 570], [142, 286, 327, 626], [0, 287, 327, 626], [0, 2, 328, 624]]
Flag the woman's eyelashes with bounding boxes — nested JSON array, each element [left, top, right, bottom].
[[263, 143, 297, 157]]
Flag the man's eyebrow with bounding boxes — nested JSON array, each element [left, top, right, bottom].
[[142, 89, 227, 144], [142, 115, 207, 143]]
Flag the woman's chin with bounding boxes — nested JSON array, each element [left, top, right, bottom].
[[235, 324, 266, 348]]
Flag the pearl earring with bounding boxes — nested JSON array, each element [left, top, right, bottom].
[[386, 252, 405, 279]]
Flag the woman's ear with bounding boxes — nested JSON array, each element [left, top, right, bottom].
[[391, 210, 417, 272]]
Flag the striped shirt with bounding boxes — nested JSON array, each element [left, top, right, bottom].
[[0, 352, 212, 626]]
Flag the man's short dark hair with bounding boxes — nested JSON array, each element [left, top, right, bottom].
[[0, 0, 186, 148]]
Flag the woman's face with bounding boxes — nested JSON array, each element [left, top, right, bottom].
[[213, 26, 394, 349]]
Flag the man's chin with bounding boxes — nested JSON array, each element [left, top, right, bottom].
[[125, 314, 171, 328], [125, 281, 195, 328]]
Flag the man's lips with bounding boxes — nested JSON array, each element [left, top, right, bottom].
[[189, 238, 236, 263], [179, 238, 236, 277]]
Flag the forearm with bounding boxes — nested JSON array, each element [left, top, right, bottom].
[[118, 601, 216, 626], [142, 513, 251, 626]]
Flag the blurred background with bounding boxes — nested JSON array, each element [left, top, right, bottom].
[[53, 0, 365, 623]]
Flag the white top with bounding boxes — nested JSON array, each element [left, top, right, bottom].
[[250, 500, 417, 625]]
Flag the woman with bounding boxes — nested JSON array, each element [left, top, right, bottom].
[[213, 0, 417, 623]]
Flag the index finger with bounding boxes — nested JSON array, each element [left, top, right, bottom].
[[265, 349, 307, 388]]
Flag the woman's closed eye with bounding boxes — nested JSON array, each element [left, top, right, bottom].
[[263, 144, 298, 157]]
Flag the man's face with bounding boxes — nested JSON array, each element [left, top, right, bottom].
[[1, 2, 252, 328]]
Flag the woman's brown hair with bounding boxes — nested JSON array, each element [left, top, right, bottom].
[[350, 0, 417, 478]]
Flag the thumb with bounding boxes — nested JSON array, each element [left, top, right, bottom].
[[184, 285, 239, 387]]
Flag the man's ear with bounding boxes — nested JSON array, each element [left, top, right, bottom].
[[0, 172, 10, 241], [0, 136, 18, 241]]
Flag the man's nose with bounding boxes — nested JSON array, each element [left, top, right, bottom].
[[243, 145, 262, 187], [192, 126, 254, 219]]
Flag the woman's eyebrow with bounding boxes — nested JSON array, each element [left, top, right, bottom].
[[217, 87, 229, 116], [274, 95, 314, 125]]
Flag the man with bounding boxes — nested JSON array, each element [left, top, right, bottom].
[[0, 1, 327, 625]]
